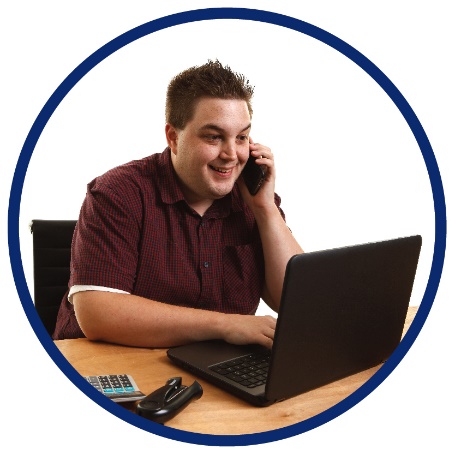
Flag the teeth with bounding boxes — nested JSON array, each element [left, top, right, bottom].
[[211, 166, 230, 173]]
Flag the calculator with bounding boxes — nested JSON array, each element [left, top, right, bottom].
[[85, 374, 147, 403]]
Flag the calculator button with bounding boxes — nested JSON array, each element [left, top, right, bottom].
[[84, 374, 146, 402]]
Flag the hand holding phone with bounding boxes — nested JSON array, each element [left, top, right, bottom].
[[242, 152, 267, 195]]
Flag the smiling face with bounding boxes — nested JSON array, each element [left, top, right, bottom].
[[166, 97, 251, 215]]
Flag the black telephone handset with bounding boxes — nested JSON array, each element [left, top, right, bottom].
[[136, 377, 203, 424], [242, 152, 267, 195]]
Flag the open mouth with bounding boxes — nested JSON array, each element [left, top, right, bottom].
[[209, 165, 233, 175]]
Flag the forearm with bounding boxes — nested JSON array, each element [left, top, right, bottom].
[[73, 291, 276, 348], [238, 140, 303, 310], [74, 291, 226, 347], [253, 205, 304, 311]]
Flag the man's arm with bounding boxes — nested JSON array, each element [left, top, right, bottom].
[[254, 204, 303, 311], [239, 139, 304, 311], [73, 291, 276, 348]]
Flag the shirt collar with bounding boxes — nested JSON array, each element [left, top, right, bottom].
[[156, 147, 186, 205]]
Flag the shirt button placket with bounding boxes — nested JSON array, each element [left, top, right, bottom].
[[199, 221, 210, 270], [199, 219, 213, 309]]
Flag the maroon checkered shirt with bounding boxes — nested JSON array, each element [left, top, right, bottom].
[[53, 148, 285, 339]]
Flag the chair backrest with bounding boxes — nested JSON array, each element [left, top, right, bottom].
[[30, 219, 77, 335]]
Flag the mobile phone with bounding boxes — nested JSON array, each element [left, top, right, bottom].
[[242, 153, 267, 195]]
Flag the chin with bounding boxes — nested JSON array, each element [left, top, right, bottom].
[[210, 183, 235, 199]]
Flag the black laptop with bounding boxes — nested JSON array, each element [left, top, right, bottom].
[[167, 235, 422, 406]]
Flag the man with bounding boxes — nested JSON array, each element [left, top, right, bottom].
[[53, 60, 303, 349]]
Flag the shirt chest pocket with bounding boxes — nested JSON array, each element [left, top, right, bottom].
[[222, 244, 263, 314]]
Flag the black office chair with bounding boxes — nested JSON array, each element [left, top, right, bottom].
[[30, 219, 77, 335]]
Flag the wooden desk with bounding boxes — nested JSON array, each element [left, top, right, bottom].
[[55, 306, 417, 435]]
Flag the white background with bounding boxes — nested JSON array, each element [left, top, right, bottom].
[[1, 1, 453, 453]]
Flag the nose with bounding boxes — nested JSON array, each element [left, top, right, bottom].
[[219, 139, 237, 161]]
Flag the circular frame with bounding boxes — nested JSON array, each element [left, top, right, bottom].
[[8, 7, 446, 446]]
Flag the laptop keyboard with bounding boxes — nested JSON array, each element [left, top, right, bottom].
[[209, 352, 270, 388]]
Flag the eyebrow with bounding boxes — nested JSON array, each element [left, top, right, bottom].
[[200, 123, 251, 134]]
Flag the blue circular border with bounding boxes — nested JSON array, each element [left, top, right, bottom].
[[8, 7, 446, 447]]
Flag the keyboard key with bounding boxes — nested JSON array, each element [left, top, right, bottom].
[[209, 352, 270, 387]]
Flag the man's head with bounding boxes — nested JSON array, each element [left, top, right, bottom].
[[165, 59, 254, 130]]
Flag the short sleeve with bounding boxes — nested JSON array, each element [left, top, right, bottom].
[[69, 177, 143, 292]]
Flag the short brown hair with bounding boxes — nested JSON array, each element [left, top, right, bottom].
[[165, 60, 254, 129]]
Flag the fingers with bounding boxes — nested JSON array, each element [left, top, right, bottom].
[[256, 315, 276, 349], [263, 322, 276, 340], [222, 314, 277, 348], [249, 141, 273, 160], [259, 334, 274, 350], [249, 141, 274, 176]]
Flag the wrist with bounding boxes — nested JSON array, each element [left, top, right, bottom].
[[208, 311, 230, 340], [250, 202, 281, 224]]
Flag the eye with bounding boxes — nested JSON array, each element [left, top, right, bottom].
[[205, 134, 222, 142], [237, 135, 249, 142]]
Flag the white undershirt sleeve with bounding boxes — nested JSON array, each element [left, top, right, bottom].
[[68, 285, 130, 304]]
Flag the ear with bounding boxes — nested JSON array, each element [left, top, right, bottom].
[[165, 123, 179, 154]]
